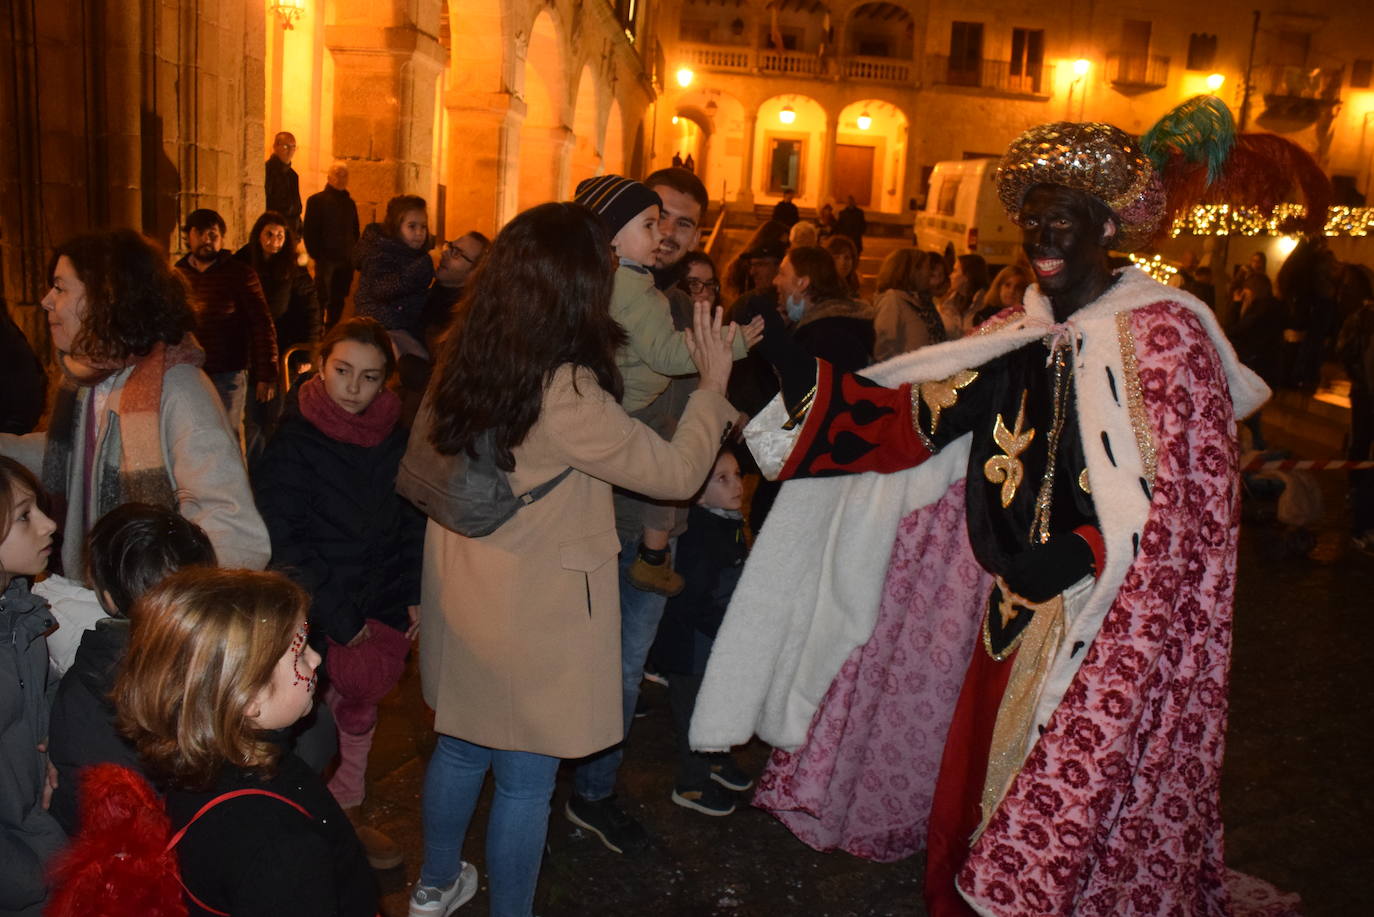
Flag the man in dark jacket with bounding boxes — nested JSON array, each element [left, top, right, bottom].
[[303, 162, 361, 328], [174, 209, 279, 441], [835, 194, 867, 255], [264, 131, 302, 234], [0, 303, 46, 435], [771, 188, 800, 228]]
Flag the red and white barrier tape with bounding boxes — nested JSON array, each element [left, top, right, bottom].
[[1242, 458, 1374, 472]]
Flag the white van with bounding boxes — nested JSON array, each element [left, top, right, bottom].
[[915, 159, 1020, 264]]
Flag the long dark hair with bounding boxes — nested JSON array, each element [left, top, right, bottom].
[[823, 235, 860, 295], [428, 202, 624, 470], [243, 211, 296, 287], [50, 230, 194, 363], [788, 246, 848, 303]]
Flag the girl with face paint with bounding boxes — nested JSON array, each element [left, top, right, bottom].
[[112, 569, 378, 916]]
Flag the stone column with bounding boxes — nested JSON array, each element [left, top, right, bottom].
[[737, 107, 757, 207], [444, 90, 519, 236], [324, 22, 446, 225], [818, 113, 839, 208]]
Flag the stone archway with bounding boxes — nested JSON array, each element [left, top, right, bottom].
[[570, 64, 602, 186], [517, 10, 570, 209], [604, 98, 626, 175], [833, 99, 909, 213], [754, 94, 827, 207]]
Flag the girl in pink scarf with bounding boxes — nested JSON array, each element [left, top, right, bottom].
[[253, 317, 423, 871]]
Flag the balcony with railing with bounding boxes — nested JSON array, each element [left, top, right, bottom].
[[758, 48, 825, 76], [1107, 52, 1170, 89], [1258, 64, 1342, 121], [677, 42, 754, 73], [842, 55, 913, 83], [925, 55, 1054, 97], [675, 40, 917, 85]]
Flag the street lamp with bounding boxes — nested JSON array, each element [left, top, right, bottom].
[[857, 111, 872, 130], [779, 104, 796, 125], [269, 0, 305, 30], [672, 115, 680, 125], [676, 66, 695, 89], [1073, 58, 1091, 78], [1206, 72, 1225, 92]]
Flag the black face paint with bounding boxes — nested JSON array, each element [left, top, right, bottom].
[[1018, 185, 1116, 321]]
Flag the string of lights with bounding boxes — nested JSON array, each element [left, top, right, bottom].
[[1127, 253, 1180, 283], [1170, 204, 1374, 238]]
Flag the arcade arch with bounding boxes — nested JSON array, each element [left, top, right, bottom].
[[833, 99, 909, 214], [754, 94, 826, 207], [517, 11, 569, 209], [604, 98, 626, 174], [571, 65, 602, 186]]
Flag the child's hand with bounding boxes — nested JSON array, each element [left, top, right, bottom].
[[406, 605, 421, 641], [683, 302, 737, 396], [743, 315, 765, 349], [37, 742, 57, 810], [345, 622, 372, 648]]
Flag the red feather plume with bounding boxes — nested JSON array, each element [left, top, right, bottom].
[[1161, 132, 1332, 235], [45, 764, 187, 917]]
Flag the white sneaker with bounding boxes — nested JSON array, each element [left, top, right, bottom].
[[408, 862, 478, 916]]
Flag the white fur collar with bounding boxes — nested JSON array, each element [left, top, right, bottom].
[[692, 268, 1269, 753]]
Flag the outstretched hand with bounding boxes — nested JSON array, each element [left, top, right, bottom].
[[683, 302, 738, 397]]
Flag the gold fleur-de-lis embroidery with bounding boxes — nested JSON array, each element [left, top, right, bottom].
[[984, 390, 1035, 508], [917, 369, 979, 436]]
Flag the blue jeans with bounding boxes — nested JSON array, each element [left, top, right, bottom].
[[419, 735, 559, 917], [571, 530, 669, 801], [208, 369, 247, 449]]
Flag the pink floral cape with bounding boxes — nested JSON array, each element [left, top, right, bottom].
[[753, 303, 1300, 917]]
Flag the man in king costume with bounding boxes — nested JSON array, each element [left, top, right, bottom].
[[689, 121, 1290, 915]]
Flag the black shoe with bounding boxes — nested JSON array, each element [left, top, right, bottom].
[[671, 781, 736, 817], [564, 794, 650, 854], [709, 756, 754, 792]]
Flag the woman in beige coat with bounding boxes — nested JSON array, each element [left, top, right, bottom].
[[409, 202, 740, 917]]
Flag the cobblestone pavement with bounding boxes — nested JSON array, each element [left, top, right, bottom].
[[362, 429, 1372, 917]]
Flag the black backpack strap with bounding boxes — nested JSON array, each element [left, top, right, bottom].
[[517, 465, 574, 506]]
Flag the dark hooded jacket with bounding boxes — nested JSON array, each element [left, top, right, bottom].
[[794, 296, 876, 372], [0, 579, 63, 917], [47, 617, 141, 835], [252, 387, 424, 647], [654, 506, 748, 676], [351, 224, 435, 340]]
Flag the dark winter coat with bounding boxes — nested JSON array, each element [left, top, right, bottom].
[[0, 309, 45, 436], [167, 752, 376, 917], [252, 391, 424, 646], [303, 185, 361, 263], [0, 579, 63, 917], [655, 506, 748, 676], [233, 244, 322, 350], [264, 156, 302, 232], [352, 224, 435, 339], [794, 296, 876, 372], [771, 199, 800, 228], [1228, 293, 1285, 387], [174, 251, 279, 383], [47, 617, 141, 835], [836, 204, 867, 249]]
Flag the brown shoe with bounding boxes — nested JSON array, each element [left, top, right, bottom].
[[628, 554, 685, 597], [344, 806, 404, 870]]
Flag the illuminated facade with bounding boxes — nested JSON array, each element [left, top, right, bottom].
[[3, 0, 1374, 342], [652, 0, 1374, 219]]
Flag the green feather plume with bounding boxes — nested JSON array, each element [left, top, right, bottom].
[[1140, 95, 1236, 185]]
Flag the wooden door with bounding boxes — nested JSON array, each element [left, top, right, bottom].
[[831, 145, 875, 207]]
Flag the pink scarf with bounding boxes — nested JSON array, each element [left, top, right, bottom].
[[296, 375, 401, 447]]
